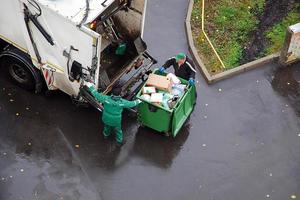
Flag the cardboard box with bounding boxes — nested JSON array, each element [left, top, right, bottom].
[[150, 93, 163, 103], [146, 74, 173, 92], [143, 86, 156, 94]]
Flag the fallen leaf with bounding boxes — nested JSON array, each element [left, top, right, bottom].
[[291, 195, 297, 199]]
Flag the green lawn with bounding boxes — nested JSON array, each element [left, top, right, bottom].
[[191, 0, 300, 74], [266, 11, 300, 55]]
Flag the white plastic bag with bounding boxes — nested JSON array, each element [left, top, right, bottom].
[[167, 73, 181, 84], [150, 93, 163, 103]]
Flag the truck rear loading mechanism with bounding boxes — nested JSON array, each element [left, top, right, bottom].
[[0, 0, 156, 111]]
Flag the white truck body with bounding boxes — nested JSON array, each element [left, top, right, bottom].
[[0, 0, 153, 101]]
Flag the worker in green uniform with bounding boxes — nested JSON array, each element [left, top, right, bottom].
[[85, 82, 141, 146]]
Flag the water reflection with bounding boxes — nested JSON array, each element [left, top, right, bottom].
[[131, 124, 190, 169], [272, 62, 300, 115]]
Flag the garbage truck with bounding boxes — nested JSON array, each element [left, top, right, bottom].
[[0, 0, 156, 110]]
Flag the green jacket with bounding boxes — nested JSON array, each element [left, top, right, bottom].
[[89, 86, 140, 127]]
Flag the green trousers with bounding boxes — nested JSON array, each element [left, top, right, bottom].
[[103, 124, 123, 143]]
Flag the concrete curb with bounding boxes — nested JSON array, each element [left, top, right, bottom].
[[185, 0, 279, 84]]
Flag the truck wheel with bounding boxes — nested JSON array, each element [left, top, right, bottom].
[[7, 59, 35, 90], [0, 47, 43, 92]]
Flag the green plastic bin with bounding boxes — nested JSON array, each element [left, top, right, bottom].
[[136, 71, 196, 137]]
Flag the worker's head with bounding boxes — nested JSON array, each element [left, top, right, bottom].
[[111, 85, 122, 96], [175, 53, 186, 65]]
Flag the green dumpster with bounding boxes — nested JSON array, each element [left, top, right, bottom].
[[136, 71, 196, 137]]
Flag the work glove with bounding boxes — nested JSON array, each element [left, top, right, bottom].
[[85, 82, 94, 89], [136, 99, 142, 104], [188, 78, 195, 86], [159, 67, 166, 73]]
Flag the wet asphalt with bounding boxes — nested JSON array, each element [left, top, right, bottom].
[[1, 0, 300, 200]]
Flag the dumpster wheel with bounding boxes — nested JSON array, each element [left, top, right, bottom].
[[164, 132, 171, 137]]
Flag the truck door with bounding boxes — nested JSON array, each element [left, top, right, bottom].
[[20, 0, 101, 95]]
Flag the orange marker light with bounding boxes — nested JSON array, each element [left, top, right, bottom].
[[89, 21, 97, 30]]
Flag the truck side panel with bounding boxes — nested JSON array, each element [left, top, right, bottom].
[[1, 0, 101, 96], [27, 2, 99, 95], [0, 0, 29, 52]]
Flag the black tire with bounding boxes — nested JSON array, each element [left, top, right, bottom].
[[0, 47, 44, 92], [0, 40, 8, 51], [6, 58, 35, 90]]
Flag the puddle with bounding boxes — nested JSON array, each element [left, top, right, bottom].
[[271, 62, 300, 116]]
